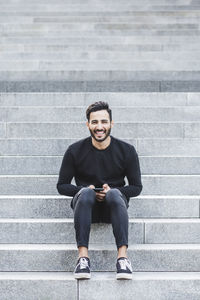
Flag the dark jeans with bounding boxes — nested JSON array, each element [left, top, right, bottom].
[[71, 187, 129, 249]]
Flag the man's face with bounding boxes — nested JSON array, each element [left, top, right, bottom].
[[86, 110, 113, 143]]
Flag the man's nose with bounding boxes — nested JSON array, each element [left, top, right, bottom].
[[96, 123, 103, 129]]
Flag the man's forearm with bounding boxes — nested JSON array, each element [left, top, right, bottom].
[[116, 184, 142, 199], [57, 183, 83, 197]]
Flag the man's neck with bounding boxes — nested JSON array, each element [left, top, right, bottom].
[[92, 136, 111, 150]]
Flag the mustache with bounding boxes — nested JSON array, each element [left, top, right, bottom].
[[94, 129, 106, 132]]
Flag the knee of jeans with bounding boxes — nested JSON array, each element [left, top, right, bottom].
[[78, 187, 96, 206], [105, 189, 122, 206]]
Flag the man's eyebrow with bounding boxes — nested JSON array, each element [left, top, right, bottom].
[[91, 119, 109, 122]]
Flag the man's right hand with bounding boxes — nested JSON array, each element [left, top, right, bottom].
[[88, 185, 105, 202]]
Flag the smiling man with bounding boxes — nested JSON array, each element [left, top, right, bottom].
[[57, 101, 142, 280]]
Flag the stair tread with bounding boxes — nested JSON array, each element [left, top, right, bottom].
[[0, 271, 200, 280]]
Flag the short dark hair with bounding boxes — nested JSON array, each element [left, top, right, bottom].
[[86, 101, 112, 121]]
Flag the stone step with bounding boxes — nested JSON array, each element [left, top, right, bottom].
[[1, 61, 200, 71], [0, 5, 199, 12], [1, 138, 200, 156], [1, 51, 200, 60], [0, 175, 199, 195], [1, 271, 200, 300], [0, 272, 76, 300], [2, 43, 200, 52], [1, 30, 200, 37], [0, 195, 198, 219], [1, 80, 193, 92], [0, 16, 200, 24], [1, 195, 199, 218], [1, 122, 199, 138], [0, 23, 197, 31], [1, 106, 200, 122], [0, 0, 193, 4], [1, 36, 200, 44], [0, 10, 198, 16], [0, 218, 200, 244], [1, 71, 200, 81], [0, 218, 142, 244], [0, 243, 200, 271], [1, 92, 199, 106], [0, 156, 199, 175], [0, 44, 164, 52], [1, 43, 200, 52]]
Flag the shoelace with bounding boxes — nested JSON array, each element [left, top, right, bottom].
[[79, 258, 89, 269], [118, 259, 133, 272]]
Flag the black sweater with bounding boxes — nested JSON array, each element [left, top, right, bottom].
[[57, 136, 142, 202]]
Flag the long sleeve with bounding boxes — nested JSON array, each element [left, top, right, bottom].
[[57, 147, 83, 197], [116, 147, 142, 199]]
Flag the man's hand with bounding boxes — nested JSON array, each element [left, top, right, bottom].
[[96, 183, 111, 202], [89, 185, 95, 189]]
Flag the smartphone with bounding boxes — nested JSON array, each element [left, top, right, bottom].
[[93, 188, 104, 192]]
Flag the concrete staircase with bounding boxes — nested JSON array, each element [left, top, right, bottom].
[[1, 0, 200, 299], [0, 92, 200, 299], [0, 0, 200, 92]]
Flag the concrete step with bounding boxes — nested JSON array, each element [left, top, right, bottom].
[[0, 218, 200, 244], [0, 218, 143, 244], [1, 30, 200, 37], [0, 44, 165, 52], [0, 175, 199, 195], [1, 43, 200, 52], [1, 272, 200, 300], [1, 61, 200, 71], [0, 0, 193, 4], [1, 36, 200, 44], [0, 80, 156, 93], [1, 10, 198, 16], [1, 106, 200, 122], [138, 138, 200, 156], [1, 51, 200, 60], [0, 195, 198, 219], [1, 70, 200, 81], [1, 16, 200, 24], [2, 122, 199, 139], [0, 243, 200, 271], [1, 92, 199, 106], [0, 23, 198, 31], [0, 156, 199, 175], [0, 5, 200, 12], [0, 9, 200, 17], [1, 138, 200, 156]]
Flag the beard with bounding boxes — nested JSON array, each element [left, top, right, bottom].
[[89, 127, 111, 143]]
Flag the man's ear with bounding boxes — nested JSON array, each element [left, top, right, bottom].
[[86, 121, 89, 128], [111, 120, 114, 128]]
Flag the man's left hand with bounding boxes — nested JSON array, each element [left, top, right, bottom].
[[96, 183, 111, 202]]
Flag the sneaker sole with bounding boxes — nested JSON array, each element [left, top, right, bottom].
[[116, 273, 132, 280], [74, 273, 91, 280]]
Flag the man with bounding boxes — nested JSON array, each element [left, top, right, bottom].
[[57, 101, 142, 280]]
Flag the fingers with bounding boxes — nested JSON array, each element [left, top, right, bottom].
[[89, 185, 95, 189], [103, 183, 110, 192], [96, 191, 105, 202], [103, 183, 108, 189]]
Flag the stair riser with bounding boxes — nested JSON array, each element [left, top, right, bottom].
[[0, 197, 198, 218], [1, 107, 200, 122], [0, 175, 199, 195], [0, 222, 143, 244], [0, 156, 200, 175], [0, 248, 200, 271], [0, 221, 200, 244]]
